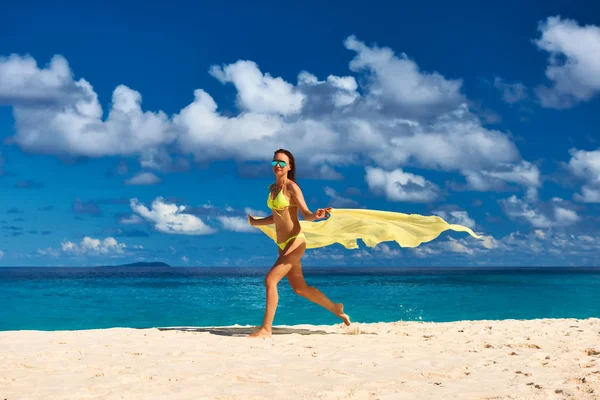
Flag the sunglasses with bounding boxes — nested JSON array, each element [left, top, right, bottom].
[[271, 160, 287, 168]]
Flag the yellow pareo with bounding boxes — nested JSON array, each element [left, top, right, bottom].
[[253, 208, 482, 249]]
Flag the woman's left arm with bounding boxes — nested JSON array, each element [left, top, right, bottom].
[[287, 181, 331, 222]]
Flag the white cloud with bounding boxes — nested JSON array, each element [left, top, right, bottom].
[[217, 216, 256, 233], [447, 237, 474, 255], [36, 247, 59, 257], [567, 147, 600, 203], [554, 206, 581, 224], [499, 195, 580, 228], [534, 16, 600, 108], [500, 196, 553, 228], [462, 161, 541, 201], [575, 186, 600, 203], [182, 256, 189, 263], [5, 56, 173, 156], [493, 77, 528, 103], [209, 60, 305, 115], [432, 229, 600, 265], [0, 250, 4, 259], [365, 166, 439, 202], [434, 210, 476, 229], [125, 171, 161, 185], [503, 230, 600, 262], [61, 236, 126, 255], [119, 214, 144, 224], [373, 243, 401, 257], [344, 35, 464, 116], [568, 149, 600, 181], [480, 235, 500, 250], [244, 207, 268, 217], [373, 107, 522, 173], [0, 54, 81, 105], [130, 197, 215, 235], [0, 37, 535, 199]]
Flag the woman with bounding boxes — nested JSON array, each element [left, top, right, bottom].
[[247, 149, 350, 338], [247, 149, 482, 338]]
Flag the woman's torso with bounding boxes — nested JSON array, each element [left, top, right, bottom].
[[267, 182, 301, 242]]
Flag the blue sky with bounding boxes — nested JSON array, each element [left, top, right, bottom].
[[1, 0, 599, 267]]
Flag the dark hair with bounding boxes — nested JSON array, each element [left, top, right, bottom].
[[274, 148, 296, 182]]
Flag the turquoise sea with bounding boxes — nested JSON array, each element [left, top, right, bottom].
[[1, 267, 599, 331]]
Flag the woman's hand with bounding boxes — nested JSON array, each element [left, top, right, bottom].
[[247, 215, 256, 226], [312, 207, 332, 221]]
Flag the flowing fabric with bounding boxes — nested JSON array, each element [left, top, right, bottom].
[[253, 208, 482, 249]]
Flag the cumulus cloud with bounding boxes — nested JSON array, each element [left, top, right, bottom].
[[567, 147, 600, 203], [0, 36, 536, 200], [534, 16, 600, 108], [61, 236, 126, 255], [130, 197, 215, 235], [37, 247, 59, 257], [209, 60, 305, 115], [0, 54, 84, 106], [433, 210, 476, 229], [118, 214, 144, 224], [499, 195, 580, 228], [217, 216, 256, 233], [446, 236, 474, 255], [344, 35, 465, 117], [574, 186, 600, 203], [418, 228, 598, 265], [463, 161, 541, 201], [244, 207, 268, 217], [553, 206, 581, 225], [125, 171, 161, 185], [365, 166, 439, 202]]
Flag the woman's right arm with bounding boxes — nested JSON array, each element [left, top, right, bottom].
[[248, 214, 274, 226]]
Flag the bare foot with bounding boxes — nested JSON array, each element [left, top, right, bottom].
[[334, 303, 351, 326], [248, 326, 272, 338]]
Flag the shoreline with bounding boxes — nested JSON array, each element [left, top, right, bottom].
[[2, 318, 599, 399], [2, 316, 599, 332]]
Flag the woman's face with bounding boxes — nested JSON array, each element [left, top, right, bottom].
[[272, 152, 290, 177]]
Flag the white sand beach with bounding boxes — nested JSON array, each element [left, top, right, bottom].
[[2, 318, 599, 399]]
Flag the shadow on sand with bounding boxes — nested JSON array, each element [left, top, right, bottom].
[[156, 326, 341, 337]]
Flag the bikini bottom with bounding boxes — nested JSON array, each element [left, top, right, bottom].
[[277, 232, 306, 250]]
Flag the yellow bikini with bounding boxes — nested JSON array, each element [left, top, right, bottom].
[[267, 180, 306, 250], [266, 180, 290, 216]]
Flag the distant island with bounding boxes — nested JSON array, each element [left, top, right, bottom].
[[97, 262, 171, 268]]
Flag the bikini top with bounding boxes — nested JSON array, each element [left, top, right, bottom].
[[267, 180, 290, 215]]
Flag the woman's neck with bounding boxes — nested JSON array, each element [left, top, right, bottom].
[[275, 175, 286, 186]]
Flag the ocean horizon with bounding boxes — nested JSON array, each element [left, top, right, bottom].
[[2, 266, 600, 332]]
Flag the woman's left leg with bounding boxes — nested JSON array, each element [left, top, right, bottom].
[[249, 238, 306, 338], [286, 260, 351, 326]]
